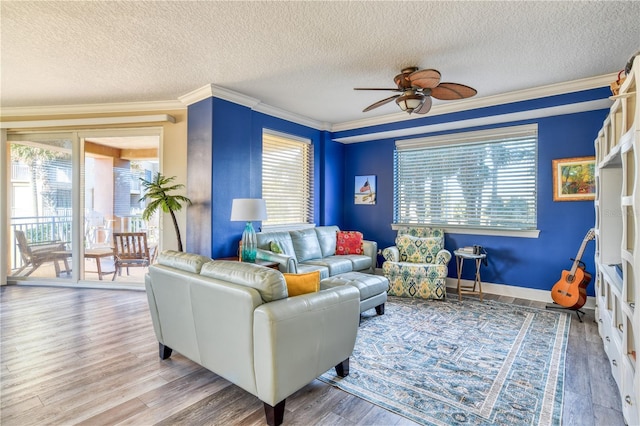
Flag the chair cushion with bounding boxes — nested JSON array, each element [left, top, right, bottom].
[[396, 235, 443, 263], [398, 227, 445, 239], [336, 231, 363, 255], [283, 271, 321, 296], [290, 228, 322, 262], [200, 260, 288, 303]]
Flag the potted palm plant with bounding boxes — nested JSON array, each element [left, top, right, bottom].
[[140, 172, 192, 252]]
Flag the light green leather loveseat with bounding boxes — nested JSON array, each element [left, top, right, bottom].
[[145, 250, 360, 426], [255, 225, 377, 278]]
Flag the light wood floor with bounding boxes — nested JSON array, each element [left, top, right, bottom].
[[0, 285, 625, 426]]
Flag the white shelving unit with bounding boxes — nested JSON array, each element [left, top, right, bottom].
[[594, 55, 639, 426]]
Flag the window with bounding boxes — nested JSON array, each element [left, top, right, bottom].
[[394, 124, 537, 231], [262, 130, 314, 227]]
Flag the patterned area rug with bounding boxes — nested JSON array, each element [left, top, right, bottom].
[[319, 296, 570, 425]]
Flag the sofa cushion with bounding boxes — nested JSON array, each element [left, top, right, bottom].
[[315, 226, 339, 257], [296, 263, 330, 279], [396, 235, 443, 263], [321, 272, 389, 301], [157, 250, 212, 274], [290, 228, 322, 262], [283, 271, 321, 296], [256, 231, 296, 260], [333, 254, 371, 272], [200, 260, 288, 303], [336, 231, 364, 255], [303, 256, 353, 276]]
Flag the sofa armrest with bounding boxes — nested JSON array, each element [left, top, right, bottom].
[[253, 285, 360, 406], [436, 249, 452, 265], [362, 240, 378, 271], [255, 248, 297, 273], [382, 246, 399, 262]]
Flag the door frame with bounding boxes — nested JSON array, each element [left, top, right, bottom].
[[2, 127, 163, 287]]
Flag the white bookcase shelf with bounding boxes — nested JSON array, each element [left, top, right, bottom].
[[595, 55, 639, 426]]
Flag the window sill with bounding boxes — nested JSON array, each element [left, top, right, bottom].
[[391, 224, 540, 238], [261, 223, 316, 233]]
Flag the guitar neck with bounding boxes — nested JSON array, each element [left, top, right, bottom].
[[569, 229, 595, 276]]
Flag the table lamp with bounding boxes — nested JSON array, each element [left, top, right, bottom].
[[230, 198, 267, 262]]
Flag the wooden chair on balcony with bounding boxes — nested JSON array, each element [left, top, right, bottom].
[[14, 230, 70, 277], [112, 232, 151, 281]]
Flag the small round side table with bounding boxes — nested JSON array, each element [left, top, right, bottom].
[[453, 250, 487, 301]]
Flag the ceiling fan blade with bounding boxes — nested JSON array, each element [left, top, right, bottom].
[[408, 69, 441, 89], [412, 96, 433, 115], [354, 87, 402, 91], [431, 82, 477, 100], [363, 94, 400, 112]]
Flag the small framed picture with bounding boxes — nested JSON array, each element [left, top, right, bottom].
[[552, 156, 596, 201], [355, 175, 376, 205]]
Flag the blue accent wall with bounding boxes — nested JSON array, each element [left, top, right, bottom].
[[341, 106, 608, 297], [187, 88, 610, 297]]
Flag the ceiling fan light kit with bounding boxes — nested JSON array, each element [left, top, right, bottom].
[[395, 92, 424, 114], [355, 66, 477, 115]]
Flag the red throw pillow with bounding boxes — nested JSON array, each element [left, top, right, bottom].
[[336, 231, 364, 255]]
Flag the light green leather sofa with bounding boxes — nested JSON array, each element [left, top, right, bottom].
[[382, 227, 451, 300], [255, 225, 377, 278], [145, 250, 360, 426]]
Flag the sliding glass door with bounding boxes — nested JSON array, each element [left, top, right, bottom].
[[7, 133, 76, 280], [5, 129, 160, 285], [81, 132, 160, 282]]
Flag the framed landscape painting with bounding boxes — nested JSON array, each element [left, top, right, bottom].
[[552, 156, 596, 201], [355, 175, 376, 205]]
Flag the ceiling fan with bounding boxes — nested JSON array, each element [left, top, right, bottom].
[[354, 67, 477, 115]]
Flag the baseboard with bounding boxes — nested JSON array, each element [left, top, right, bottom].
[[373, 268, 595, 310]]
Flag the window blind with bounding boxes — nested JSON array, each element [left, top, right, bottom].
[[394, 125, 537, 230], [262, 131, 314, 226]]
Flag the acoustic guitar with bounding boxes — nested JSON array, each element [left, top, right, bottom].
[[551, 228, 595, 310]]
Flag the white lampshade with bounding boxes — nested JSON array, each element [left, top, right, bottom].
[[230, 198, 268, 222]]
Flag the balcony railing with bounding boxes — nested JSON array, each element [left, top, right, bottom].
[[11, 163, 30, 181], [10, 216, 73, 269], [9, 214, 149, 270]]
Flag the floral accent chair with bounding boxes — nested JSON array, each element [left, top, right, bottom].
[[382, 228, 451, 299]]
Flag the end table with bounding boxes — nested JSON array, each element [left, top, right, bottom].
[[453, 250, 487, 301]]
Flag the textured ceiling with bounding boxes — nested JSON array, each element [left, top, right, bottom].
[[1, 1, 639, 125]]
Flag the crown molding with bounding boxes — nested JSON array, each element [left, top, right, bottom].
[[0, 114, 176, 130], [0, 100, 185, 118], [253, 103, 331, 131], [178, 84, 261, 108], [334, 98, 612, 144], [0, 72, 617, 133], [331, 72, 618, 132], [180, 84, 330, 131]]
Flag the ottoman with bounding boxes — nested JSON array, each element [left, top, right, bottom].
[[321, 272, 388, 316]]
